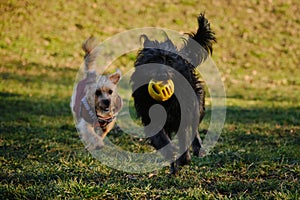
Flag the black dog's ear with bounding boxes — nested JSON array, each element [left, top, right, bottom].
[[140, 34, 151, 47], [109, 69, 122, 84], [140, 33, 176, 52], [140, 34, 160, 48]]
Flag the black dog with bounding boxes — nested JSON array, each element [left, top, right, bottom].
[[131, 13, 216, 174]]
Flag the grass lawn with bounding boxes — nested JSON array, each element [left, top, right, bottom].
[[1, 0, 299, 199]]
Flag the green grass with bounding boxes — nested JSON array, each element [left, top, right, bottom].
[[1, 0, 299, 199]]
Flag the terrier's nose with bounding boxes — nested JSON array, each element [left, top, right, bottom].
[[102, 99, 110, 107]]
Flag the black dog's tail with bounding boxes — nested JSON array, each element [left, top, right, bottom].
[[191, 13, 216, 55], [181, 13, 216, 66]]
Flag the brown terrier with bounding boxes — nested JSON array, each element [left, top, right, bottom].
[[71, 37, 122, 150]]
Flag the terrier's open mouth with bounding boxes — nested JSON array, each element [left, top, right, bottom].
[[100, 107, 110, 112]]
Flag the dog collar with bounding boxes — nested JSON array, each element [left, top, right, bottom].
[[97, 115, 116, 128]]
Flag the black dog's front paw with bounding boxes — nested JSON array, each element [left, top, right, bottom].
[[177, 151, 191, 166], [170, 162, 178, 175], [198, 148, 206, 158], [193, 146, 206, 157]]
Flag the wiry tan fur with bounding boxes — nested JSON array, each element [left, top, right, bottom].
[[71, 36, 122, 151]]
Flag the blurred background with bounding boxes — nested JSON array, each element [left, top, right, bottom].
[[1, 0, 299, 199]]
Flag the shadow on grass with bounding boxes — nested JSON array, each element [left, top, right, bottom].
[[221, 105, 299, 125], [1, 60, 299, 198], [1, 60, 77, 86], [1, 91, 299, 125], [0, 92, 71, 121], [1, 103, 299, 199], [0, 60, 78, 122]]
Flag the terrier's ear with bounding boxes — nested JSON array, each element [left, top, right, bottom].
[[109, 69, 122, 84]]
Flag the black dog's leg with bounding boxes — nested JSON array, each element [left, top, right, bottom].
[[148, 129, 178, 174], [192, 131, 202, 156], [192, 106, 204, 157], [176, 128, 191, 167], [176, 151, 191, 166]]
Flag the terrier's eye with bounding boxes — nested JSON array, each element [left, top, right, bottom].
[[108, 89, 113, 95], [95, 90, 102, 96]]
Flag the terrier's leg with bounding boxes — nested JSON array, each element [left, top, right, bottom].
[[78, 120, 104, 151]]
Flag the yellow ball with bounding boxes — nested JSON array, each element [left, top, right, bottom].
[[148, 79, 174, 101]]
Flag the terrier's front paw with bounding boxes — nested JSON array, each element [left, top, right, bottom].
[[84, 135, 104, 151]]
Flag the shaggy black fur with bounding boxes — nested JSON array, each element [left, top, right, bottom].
[[131, 13, 216, 174]]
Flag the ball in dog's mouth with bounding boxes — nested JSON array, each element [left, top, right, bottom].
[[148, 79, 174, 101]]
